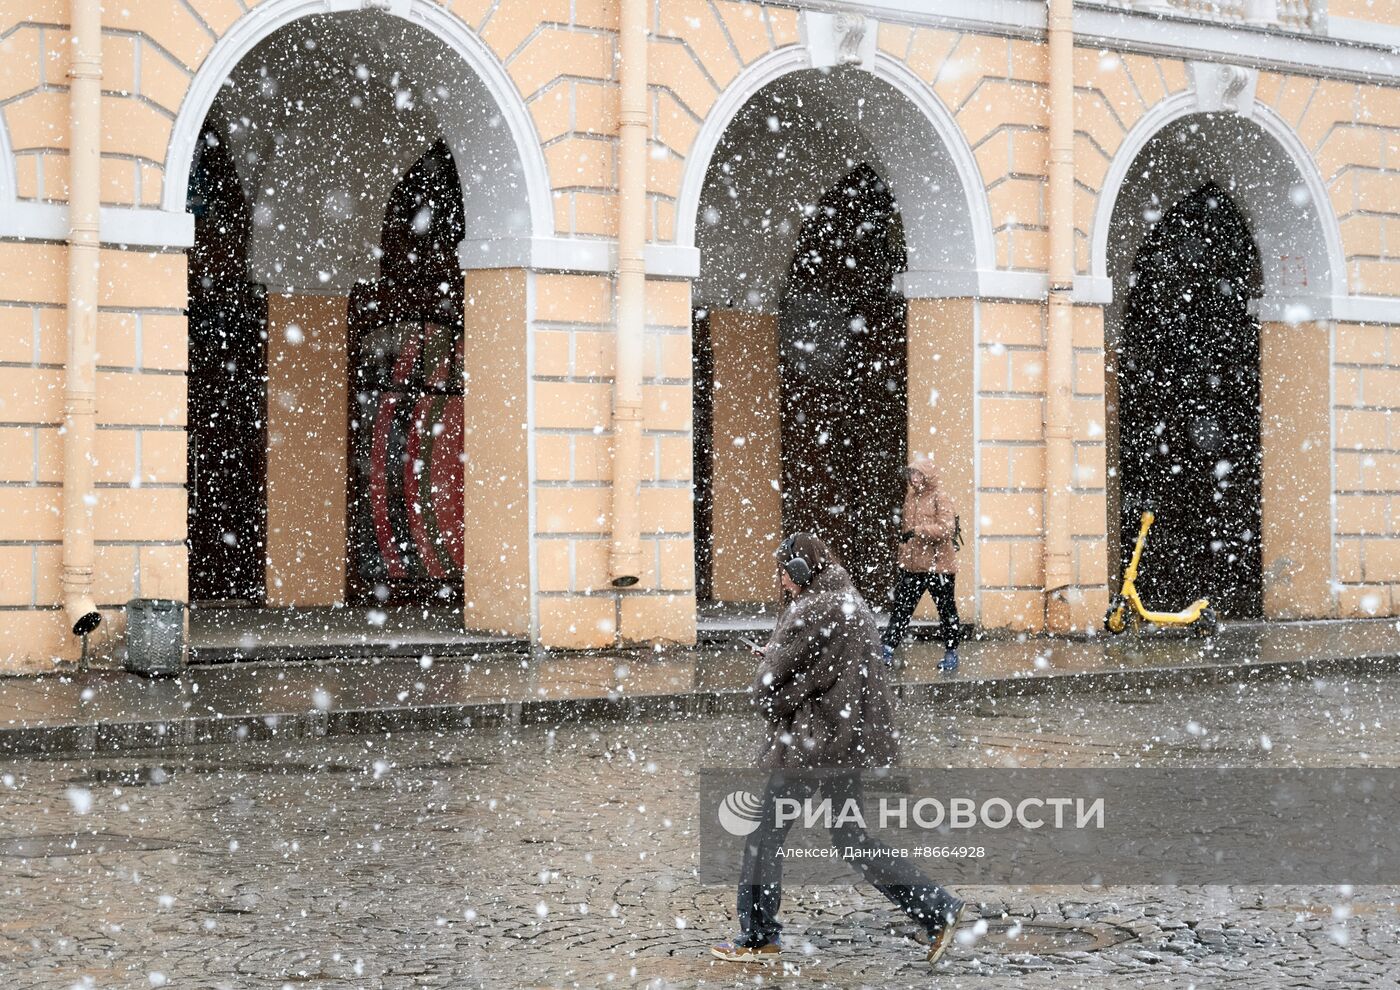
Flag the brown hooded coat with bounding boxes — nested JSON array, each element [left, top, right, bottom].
[[898, 454, 958, 575], [752, 538, 899, 769]]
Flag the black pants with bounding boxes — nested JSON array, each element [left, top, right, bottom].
[[736, 772, 962, 946], [882, 571, 960, 651]]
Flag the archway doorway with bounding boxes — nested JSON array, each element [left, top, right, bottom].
[[186, 126, 267, 604], [688, 67, 980, 610], [180, 8, 538, 652], [347, 140, 466, 606], [779, 165, 907, 602], [1116, 183, 1263, 618]]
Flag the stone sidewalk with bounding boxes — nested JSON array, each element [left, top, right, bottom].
[[1, 618, 1396, 756], [4, 677, 1399, 988]]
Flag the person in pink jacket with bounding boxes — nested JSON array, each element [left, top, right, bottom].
[[881, 454, 961, 672]]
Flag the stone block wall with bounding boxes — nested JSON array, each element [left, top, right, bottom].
[[1335, 321, 1400, 615], [2, 0, 1400, 667]]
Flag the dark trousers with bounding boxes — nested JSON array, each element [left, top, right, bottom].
[[882, 570, 960, 651], [736, 772, 962, 946]]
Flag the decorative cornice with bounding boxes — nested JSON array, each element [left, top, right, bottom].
[[773, 0, 1400, 85], [0, 203, 194, 248], [457, 237, 700, 278]]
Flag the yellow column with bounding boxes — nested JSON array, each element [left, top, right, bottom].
[[610, 0, 648, 589], [907, 298, 977, 618], [1043, 0, 1076, 632], [61, 0, 103, 639], [708, 310, 782, 602], [462, 270, 531, 636], [1259, 320, 1334, 618], [264, 294, 348, 607]]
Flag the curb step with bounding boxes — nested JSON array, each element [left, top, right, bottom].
[[4, 650, 1395, 758]]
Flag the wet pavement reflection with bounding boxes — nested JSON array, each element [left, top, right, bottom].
[[1, 672, 1398, 987]]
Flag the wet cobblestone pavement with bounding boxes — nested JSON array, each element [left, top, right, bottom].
[[2, 673, 1399, 988]]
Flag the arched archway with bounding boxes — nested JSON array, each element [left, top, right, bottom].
[[182, 9, 534, 632], [186, 124, 267, 603], [1118, 183, 1264, 618], [1101, 108, 1340, 618], [0, 113, 25, 236], [346, 141, 468, 606], [1092, 99, 1345, 305], [677, 53, 994, 299], [688, 65, 982, 610], [780, 165, 908, 601], [161, 0, 550, 242]]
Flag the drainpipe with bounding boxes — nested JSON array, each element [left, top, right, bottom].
[[609, 0, 647, 589], [61, 0, 103, 640], [1043, 0, 1075, 632]]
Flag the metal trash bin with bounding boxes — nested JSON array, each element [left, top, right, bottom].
[[124, 598, 186, 677]]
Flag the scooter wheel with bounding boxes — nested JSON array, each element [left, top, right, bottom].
[[1103, 596, 1128, 635], [1192, 607, 1219, 639]]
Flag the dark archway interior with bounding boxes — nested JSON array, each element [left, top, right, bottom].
[[779, 165, 908, 603], [186, 125, 268, 604], [690, 310, 716, 602], [1118, 182, 1264, 618], [347, 141, 467, 606]]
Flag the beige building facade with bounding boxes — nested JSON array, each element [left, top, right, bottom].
[[2, 0, 1399, 670]]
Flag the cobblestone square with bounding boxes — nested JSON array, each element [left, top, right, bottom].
[[2, 673, 1399, 988]]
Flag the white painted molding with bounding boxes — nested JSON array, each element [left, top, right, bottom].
[[1255, 296, 1333, 322], [1090, 91, 1347, 301], [1255, 294, 1400, 323], [458, 236, 700, 278], [800, 10, 879, 71], [901, 271, 1116, 304], [1187, 60, 1258, 117], [1074, 4, 1400, 84], [674, 46, 811, 254], [0, 202, 194, 247], [531, 237, 611, 274], [0, 111, 15, 216], [976, 270, 1048, 301], [1327, 16, 1400, 52], [0, 202, 62, 241], [872, 54, 997, 275], [673, 49, 996, 277], [1332, 294, 1400, 324], [160, 0, 551, 239], [1073, 274, 1115, 304], [104, 208, 196, 247], [644, 244, 701, 279], [458, 237, 535, 270], [785, 0, 1046, 34], [781, 2, 1400, 84], [1221, 103, 1345, 298], [897, 269, 980, 298]]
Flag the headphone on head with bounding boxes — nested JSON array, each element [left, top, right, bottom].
[[778, 534, 813, 587]]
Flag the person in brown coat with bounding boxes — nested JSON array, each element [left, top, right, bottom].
[[751, 532, 898, 770], [881, 454, 962, 672], [712, 532, 965, 967]]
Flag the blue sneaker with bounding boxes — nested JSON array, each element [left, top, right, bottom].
[[881, 644, 895, 667], [939, 649, 959, 673]]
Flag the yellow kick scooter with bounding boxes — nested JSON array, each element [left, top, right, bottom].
[[1103, 511, 1217, 637]]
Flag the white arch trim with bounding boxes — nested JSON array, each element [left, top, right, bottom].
[[0, 112, 46, 239], [673, 47, 997, 279], [0, 112, 15, 210], [1090, 91, 1349, 308], [160, 0, 552, 241], [0, 107, 195, 245]]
